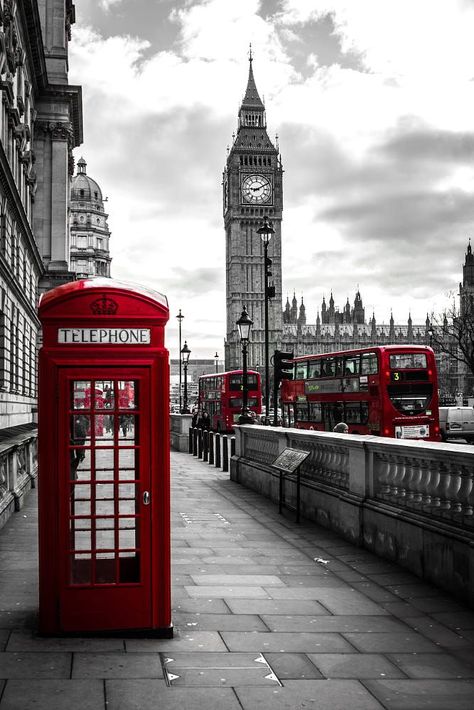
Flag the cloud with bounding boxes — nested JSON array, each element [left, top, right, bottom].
[[69, 1, 474, 357]]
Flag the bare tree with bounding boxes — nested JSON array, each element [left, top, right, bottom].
[[430, 294, 474, 393]]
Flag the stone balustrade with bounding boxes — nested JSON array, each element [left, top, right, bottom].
[[231, 425, 474, 605], [0, 425, 38, 530]]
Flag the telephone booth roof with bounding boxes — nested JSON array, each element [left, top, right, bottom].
[[39, 277, 169, 320]]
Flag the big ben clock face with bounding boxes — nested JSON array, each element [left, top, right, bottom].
[[241, 174, 272, 204]]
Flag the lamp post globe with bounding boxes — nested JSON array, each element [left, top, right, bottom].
[[180, 341, 191, 414], [236, 306, 254, 425]]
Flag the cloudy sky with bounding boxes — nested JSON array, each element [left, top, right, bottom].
[[69, 0, 474, 360]]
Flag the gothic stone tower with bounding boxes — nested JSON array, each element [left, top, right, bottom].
[[224, 55, 283, 371]]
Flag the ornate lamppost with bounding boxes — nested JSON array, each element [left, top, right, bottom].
[[257, 217, 275, 420], [236, 306, 254, 424], [176, 309, 184, 411], [214, 351, 219, 373], [181, 341, 191, 414]]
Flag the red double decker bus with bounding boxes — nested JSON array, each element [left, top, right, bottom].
[[198, 370, 262, 432], [280, 345, 440, 441]]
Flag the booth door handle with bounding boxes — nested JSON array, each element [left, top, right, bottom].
[[143, 491, 150, 505]]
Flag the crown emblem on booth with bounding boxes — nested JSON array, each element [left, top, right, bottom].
[[90, 295, 119, 315]]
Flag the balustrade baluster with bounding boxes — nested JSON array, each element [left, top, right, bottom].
[[456, 466, 473, 517], [438, 463, 452, 510]]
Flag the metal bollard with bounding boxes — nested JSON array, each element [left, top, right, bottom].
[[222, 435, 229, 472], [193, 427, 198, 456], [209, 433, 214, 465], [198, 429, 203, 459], [188, 427, 193, 454], [230, 436, 236, 458], [203, 430, 209, 462], [215, 433, 221, 468]]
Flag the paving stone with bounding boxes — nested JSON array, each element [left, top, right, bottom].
[[364, 678, 474, 709], [173, 612, 268, 632], [350, 581, 401, 603], [225, 599, 329, 615], [261, 615, 406, 633], [106, 680, 241, 709], [410, 597, 470, 614], [72, 651, 163, 679], [278, 575, 345, 588], [268, 587, 390, 615], [380, 601, 423, 618], [162, 651, 280, 687], [403, 616, 474, 649], [264, 652, 324, 679], [222, 631, 354, 653], [172, 599, 230, 614], [125, 631, 227, 652], [190, 574, 284, 586], [6, 630, 124, 652], [385, 584, 445, 600], [0, 679, 105, 710], [388, 652, 474, 678], [343, 632, 442, 653], [432, 611, 474, 631], [185, 585, 269, 598], [309, 652, 405, 679], [235, 679, 385, 709], [0, 651, 71, 679]]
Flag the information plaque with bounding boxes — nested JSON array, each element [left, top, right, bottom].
[[272, 448, 310, 474]]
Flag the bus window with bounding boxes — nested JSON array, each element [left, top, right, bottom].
[[335, 358, 344, 376], [295, 361, 308, 379], [296, 402, 309, 421], [345, 402, 369, 424], [344, 356, 360, 375], [308, 360, 320, 378], [247, 374, 258, 388], [361, 353, 378, 375], [321, 358, 336, 377], [229, 374, 242, 391], [309, 402, 322, 422], [390, 353, 427, 369]]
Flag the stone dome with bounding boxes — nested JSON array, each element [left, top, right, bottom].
[[70, 157, 103, 204]]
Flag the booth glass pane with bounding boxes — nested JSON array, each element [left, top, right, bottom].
[[118, 415, 135, 444], [95, 449, 114, 480], [95, 416, 115, 446], [71, 554, 92, 585], [100, 382, 115, 409], [96, 527, 115, 550], [92, 387, 106, 410], [119, 552, 140, 583], [118, 448, 136, 479], [119, 518, 136, 550], [71, 381, 90, 409], [118, 381, 136, 409], [96, 553, 116, 584]]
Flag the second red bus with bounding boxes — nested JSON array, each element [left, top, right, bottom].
[[198, 369, 262, 432]]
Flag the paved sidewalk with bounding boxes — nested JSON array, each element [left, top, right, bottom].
[[1, 451, 474, 709]]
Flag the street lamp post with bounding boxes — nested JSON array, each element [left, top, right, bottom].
[[214, 351, 219, 373], [257, 217, 275, 421], [181, 341, 191, 414], [236, 306, 254, 425], [176, 309, 184, 411]]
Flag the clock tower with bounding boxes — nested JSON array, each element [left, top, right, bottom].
[[223, 53, 283, 372]]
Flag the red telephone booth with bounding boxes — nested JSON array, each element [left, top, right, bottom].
[[37, 277, 172, 636]]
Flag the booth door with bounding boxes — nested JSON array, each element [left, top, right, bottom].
[[59, 369, 153, 632]]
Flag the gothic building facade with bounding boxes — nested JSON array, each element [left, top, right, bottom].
[[70, 157, 112, 278]]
